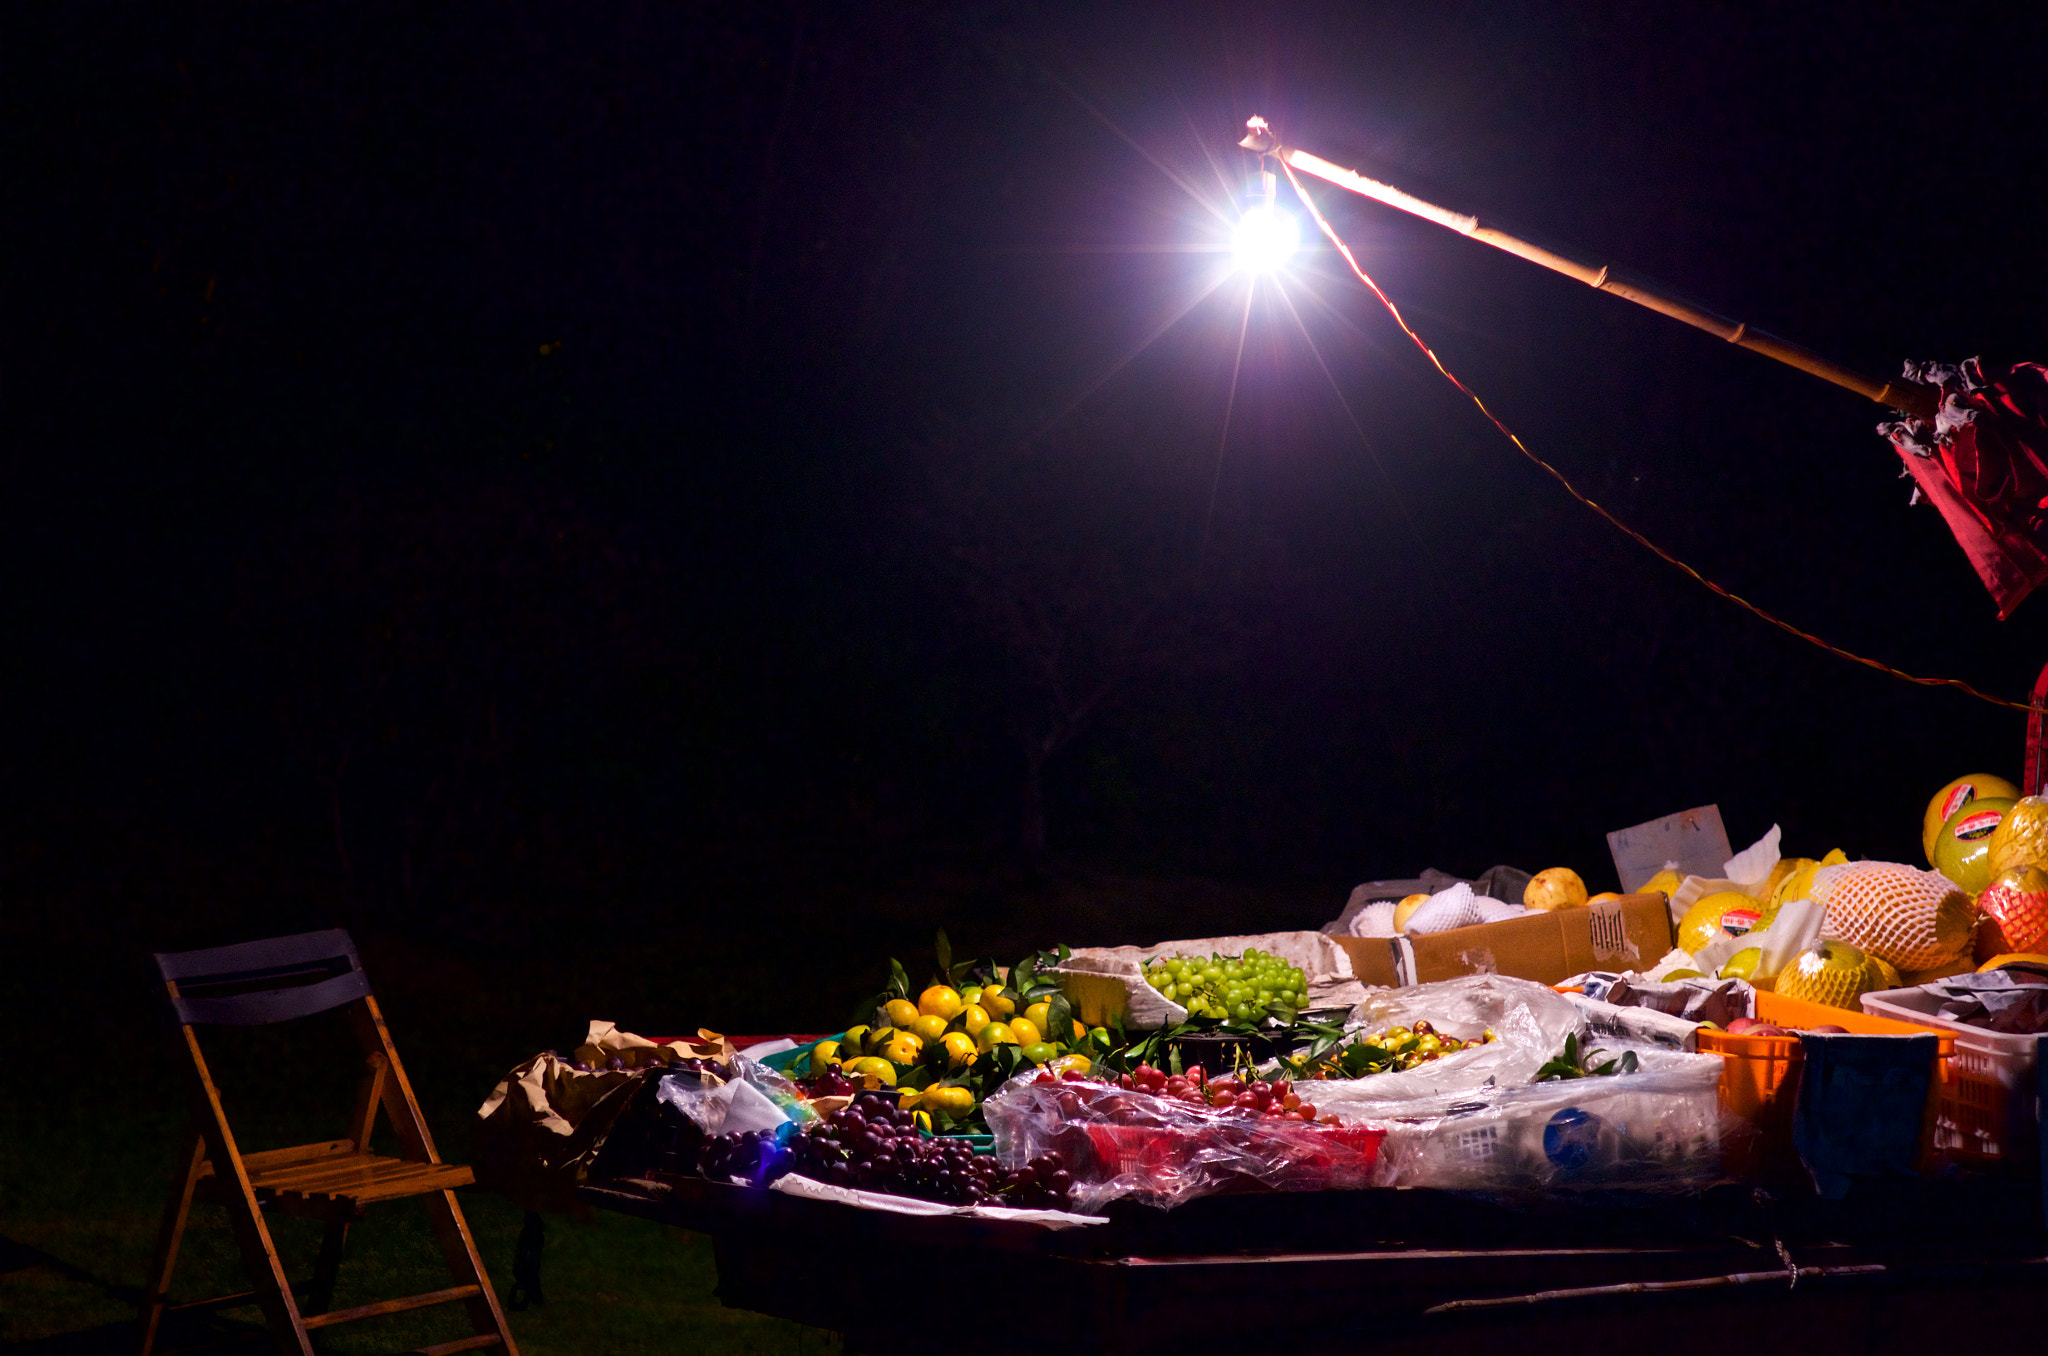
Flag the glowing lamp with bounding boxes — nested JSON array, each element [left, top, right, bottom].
[[1232, 204, 1298, 273]]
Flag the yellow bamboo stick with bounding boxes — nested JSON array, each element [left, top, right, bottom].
[[1244, 122, 1937, 420]]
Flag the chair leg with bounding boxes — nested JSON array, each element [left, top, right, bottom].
[[206, 1160, 315, 1355], [136, 1133, 207, 1356], [305, 1220, 350, 1316], [423, 1189, 520, 1356]]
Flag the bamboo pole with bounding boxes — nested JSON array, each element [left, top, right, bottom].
[[1241, 120, 1938, 420]]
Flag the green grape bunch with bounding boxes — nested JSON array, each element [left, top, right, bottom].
[[1143, 948, 1308, 1025]]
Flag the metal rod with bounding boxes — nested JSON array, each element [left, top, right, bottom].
[[1245, 122, 1937, 420]]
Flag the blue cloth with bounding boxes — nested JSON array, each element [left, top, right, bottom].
[[1792, 1033, 1937, 1199]]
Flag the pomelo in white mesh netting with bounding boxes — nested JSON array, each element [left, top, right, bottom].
[[1810, 860, 1976, 971]]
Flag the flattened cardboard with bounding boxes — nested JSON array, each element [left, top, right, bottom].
[[1336, 893, 1672, 989], [1608, 806, 1732, 893]]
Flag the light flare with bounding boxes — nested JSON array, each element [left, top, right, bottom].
[[1231, 205, 1299, 274]]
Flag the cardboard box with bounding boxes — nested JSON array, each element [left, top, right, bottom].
[[1335, 892, 1672, 989]]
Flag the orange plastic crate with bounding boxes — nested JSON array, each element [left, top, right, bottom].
[[1695, 990, 1956, 1182]]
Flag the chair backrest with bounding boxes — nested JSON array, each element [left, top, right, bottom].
[[153, 928, 373, 1027]]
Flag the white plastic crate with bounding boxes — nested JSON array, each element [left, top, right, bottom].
[[1860, 986, 2038, 1167]]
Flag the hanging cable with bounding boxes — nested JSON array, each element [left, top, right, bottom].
[[1278, 158, 2043, 717]]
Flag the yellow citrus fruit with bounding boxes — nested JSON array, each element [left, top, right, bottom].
[[1007, 1017, 1041, 1046], [881, 1035, 922, 1064], [1776, 940, 1882, 1009], [1525, 867, 1589, 911], [910, 1014, 949, 1044], [846, 1056, 897, 1086], [921, 1085, 974, 1115], [1934, 796, 2014, 895], [1771, 858, 1823, 909], [1757, 858, 1798, 903], [918, 986, 964, 1020], [1924, 774, 2021, 863], [1024, 1001, 1052, 1033], [1392, 892, 1430, 932], [1639, 869, 1684, 900], [1071, 1019, 1088, 1041], [842, 1024, 873, 1054], [1719, 948, 1763, 981], [981, 987, 1017, 1017], [940, 1032, 977, 1067], [1678, 890, 1770, 954], [1586, 891, 1623, 906], [806, 1039, 841, 1074], [1980, 952, 2048, 973], [976, 1021, 1016, 1049], [1662, 968, 1704, 981], [884, 998, 920, 1029], [1050, 1053, 1092, 1075], [958, 985, 983, 1006], [958, 1003, 990, 1035], [1987, 795, 2048, 877]]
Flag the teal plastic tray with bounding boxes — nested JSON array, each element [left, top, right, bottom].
[[759, 1032, 846, 1074]]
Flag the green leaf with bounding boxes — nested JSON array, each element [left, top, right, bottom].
[[1057, 943, 1071, 962], [888, 958, 911, 1001], [1167, 1044, 1183, 1076], [1044, 992, 1074, 1048], [935, 929, 953, 979], [1012, 956, 1037, 1000]]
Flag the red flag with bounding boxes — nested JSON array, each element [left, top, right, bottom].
[[1883, 359, 2048, 619]]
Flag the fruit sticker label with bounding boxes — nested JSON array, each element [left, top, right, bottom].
[[1952, 810, 2004, 841], [1719, 908, 1762, 936], [1941, 784, 1978, 824]]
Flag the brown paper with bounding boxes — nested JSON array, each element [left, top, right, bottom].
[[472, 1020, 732, 1212]]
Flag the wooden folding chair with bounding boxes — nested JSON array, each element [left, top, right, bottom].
[[138, 928, 518, 1356]]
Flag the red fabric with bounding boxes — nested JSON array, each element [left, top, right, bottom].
[[1884, 360, 2048, 619]]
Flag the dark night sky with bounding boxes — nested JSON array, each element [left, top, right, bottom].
[[8, 2, 2048, 965]]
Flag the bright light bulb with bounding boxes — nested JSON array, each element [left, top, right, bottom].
[[1232, 205, 1299, 273]]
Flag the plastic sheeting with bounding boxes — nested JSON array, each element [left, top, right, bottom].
[[984, 1075, 1387, 1211], [1305, 975, 1584, 1114], [1369, 1046, 1730, 1194]]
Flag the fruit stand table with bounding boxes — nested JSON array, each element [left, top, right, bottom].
[[582, 1174, 2048, 1355]]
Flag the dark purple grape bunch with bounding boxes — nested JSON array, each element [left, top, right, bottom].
[[1001, 1151, 1073, 1210], [696, 1127, 790, 1187], [798, 1065, 857, 1099], [787, 1092, 1073, 1210]]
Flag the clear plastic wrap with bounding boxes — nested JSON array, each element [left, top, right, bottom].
[[983, 1074, 1386, 1211], [1368, 1045, 1731, 1194], [1303, 975, 1583, 1114]]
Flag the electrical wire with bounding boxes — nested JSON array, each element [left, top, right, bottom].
[[1278, 157, 2045, 717]]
